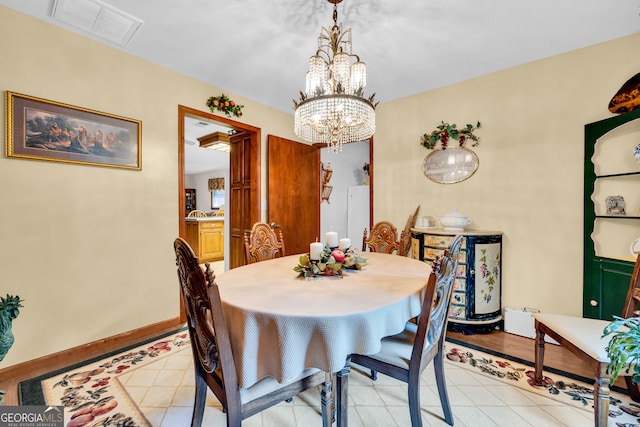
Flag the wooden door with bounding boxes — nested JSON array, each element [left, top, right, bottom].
[[230, 131, 261, 269], [268, 135, 320, 255]]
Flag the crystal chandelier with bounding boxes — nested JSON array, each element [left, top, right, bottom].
[[293, 0, 377, 153]]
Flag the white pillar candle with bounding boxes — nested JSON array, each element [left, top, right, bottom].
[[325, 231, 339, 248], [310, 242, 324, 260], [339, 238, 351, 251]]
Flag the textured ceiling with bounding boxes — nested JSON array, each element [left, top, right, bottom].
[[3, 0, 640, 174], [183, 116, 231, 175], [2, 0, 640, 115]]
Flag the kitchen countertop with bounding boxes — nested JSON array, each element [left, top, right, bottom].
[[185, 217, 224, 222]]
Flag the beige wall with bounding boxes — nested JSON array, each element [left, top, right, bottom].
[[0, 6, 295, 367], [374, 33, 640, 317], [2, 4, 640, 368]]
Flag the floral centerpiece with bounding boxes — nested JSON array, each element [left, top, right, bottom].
[[294, 245, 367, 278], [206, 94, 244, 118], [603, 312, 640, 383], [420, 121, 481, 150]]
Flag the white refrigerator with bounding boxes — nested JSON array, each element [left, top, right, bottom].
[[347, 185, 370, 251]]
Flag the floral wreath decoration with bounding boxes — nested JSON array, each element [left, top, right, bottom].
[[294, 245, 367, 278], [206, 94, 244, 118], [420, 121, 481, 150]]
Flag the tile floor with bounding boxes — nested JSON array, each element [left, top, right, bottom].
[[117, 347, 595, 427]]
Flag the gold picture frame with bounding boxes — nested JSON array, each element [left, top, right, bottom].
[[6, 91, 141, 170]]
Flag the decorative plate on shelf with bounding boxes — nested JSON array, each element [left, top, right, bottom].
[[605, 195, 626, 215], [630, 237, 640, 257]]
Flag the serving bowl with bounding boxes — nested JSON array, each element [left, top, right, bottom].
[[438, 209, 471, 230]]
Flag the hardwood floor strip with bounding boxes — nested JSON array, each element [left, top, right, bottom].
[[447, 330, 629, 390]]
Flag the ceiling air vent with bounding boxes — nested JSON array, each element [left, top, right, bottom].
[[51, 0, 143, 46]]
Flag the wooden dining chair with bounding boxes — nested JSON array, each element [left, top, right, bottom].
[[533, 254, 640, 427], [363, 221, 403, 254], [174, 237, 326, 427], [243, 222, 285, 264], [400, 206, 421, 257], [187, 210, 208, 218], [349, 235, 463, 427]]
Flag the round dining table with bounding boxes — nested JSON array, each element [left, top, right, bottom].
[[215, 251, 431, 426]]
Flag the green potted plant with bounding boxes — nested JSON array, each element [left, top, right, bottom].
[[0, 294, 23, 405], [603, 313, 640, 383]]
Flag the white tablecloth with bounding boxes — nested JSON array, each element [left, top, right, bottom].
[[216, 252, 431, 388]]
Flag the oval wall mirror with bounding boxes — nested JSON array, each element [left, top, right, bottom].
[[422, 147, 479, 184]]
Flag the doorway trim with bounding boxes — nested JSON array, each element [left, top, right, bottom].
[[178, 105, 260, 233], [178, 105, 261, 321]]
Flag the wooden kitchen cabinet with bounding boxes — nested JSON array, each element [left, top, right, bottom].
[[185, 219, 224, 263]]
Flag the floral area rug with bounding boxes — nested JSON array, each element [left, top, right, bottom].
[[19, 329, 190, 427], [444, 339, 640, 427]]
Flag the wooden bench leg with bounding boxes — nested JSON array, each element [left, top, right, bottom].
[[534, 326, 546, 385], [593, 374, 610, 427], [321, 373, 333, 427]]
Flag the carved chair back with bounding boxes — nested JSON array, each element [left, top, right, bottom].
[[187, 210, 208, 218], [174, 237, 240, 419], [349, 235, 463, 427], [243, 222, 285, 264], [413, 235, 463, 368], [363, 221, 403, 254], [175, 237, 327, 426]]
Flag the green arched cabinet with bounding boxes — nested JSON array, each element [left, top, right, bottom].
[[584, 109, 640, 319]]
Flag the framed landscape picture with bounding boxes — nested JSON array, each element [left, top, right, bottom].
[[6, 91, 141, 170]]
